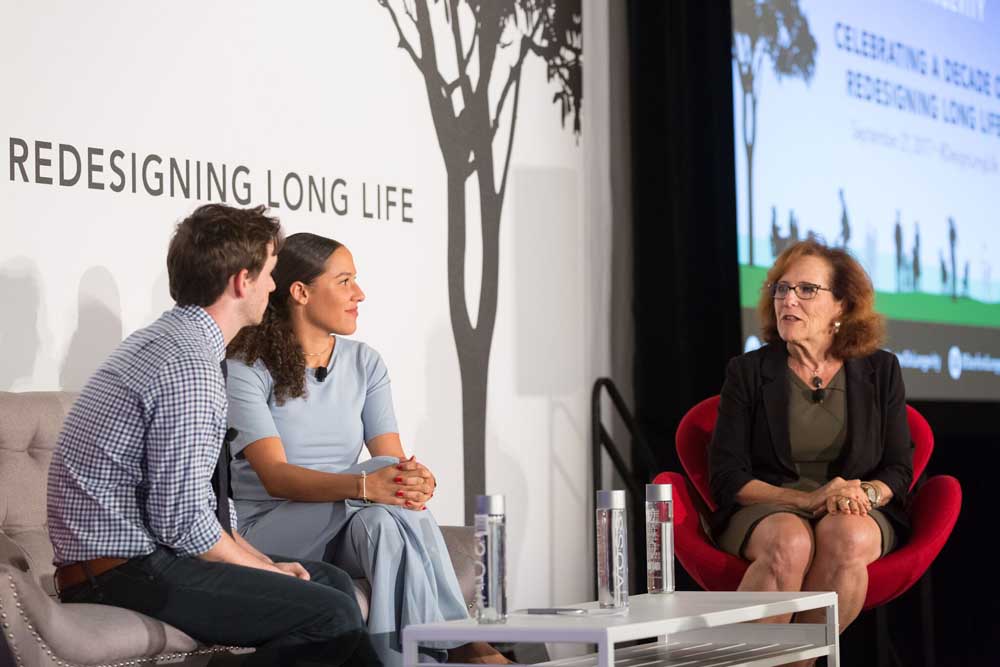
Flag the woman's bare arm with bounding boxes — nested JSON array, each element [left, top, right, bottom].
[[243, 437, 408, 505]]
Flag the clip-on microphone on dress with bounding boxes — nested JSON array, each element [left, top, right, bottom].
[[810, 376, 826, 404]]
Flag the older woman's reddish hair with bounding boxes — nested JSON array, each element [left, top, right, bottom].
[[758, 240, 885, 359]]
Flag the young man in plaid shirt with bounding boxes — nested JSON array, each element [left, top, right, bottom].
[[47, 204, 380, 666]]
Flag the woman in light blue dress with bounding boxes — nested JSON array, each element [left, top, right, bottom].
[[225, 233, 507, 666]]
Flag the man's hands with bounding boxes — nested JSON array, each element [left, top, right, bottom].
[[201, 532, 313, 581], [273, 561, 311, 580], [801, 477, 872, 517], [360, 456, 436, 510]]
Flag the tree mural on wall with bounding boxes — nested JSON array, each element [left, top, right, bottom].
[[377, 0, 582, 520], [732, 0, 815, 266]]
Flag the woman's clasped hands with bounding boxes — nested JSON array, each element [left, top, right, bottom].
[[362, 456, 437, 510], [801, 476, 872, 517]]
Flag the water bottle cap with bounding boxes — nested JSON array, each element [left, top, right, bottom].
[[646, 483, 672, 502], [596, 489, 626, 510], [475, 494, 505, 515]]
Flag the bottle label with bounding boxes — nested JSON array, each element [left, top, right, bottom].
[[613, 512, 628, 603], [474, 515, 489, 615]]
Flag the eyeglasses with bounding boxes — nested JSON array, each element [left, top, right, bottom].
[[768, 281, 833, 300]]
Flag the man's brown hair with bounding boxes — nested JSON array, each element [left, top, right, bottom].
[[758, 240, 885, 359], [167, 204, 283, 307]]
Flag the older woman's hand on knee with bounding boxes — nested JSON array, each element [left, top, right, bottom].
[[803, 477, 861, 516], [826, 491, 871, 517]]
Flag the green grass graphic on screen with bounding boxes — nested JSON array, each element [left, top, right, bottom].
[[740, 265, 1000, 329]]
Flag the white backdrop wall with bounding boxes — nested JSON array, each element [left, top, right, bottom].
[[0, 1, 613, 609]]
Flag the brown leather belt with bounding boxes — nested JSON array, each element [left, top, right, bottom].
[[54, 557, 128, 593]]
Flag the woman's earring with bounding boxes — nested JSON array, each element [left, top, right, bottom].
[[833, 320, 842, 334]]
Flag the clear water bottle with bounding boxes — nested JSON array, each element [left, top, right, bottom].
[[645, 483, 675, 594], [596, 489, 629, 609], [473, 494, 507, 623]]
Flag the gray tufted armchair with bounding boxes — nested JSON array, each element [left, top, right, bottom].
[[0, 391, 477, 666]]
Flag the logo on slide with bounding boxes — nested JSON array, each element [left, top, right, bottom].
[[947, 346, 963, 380]]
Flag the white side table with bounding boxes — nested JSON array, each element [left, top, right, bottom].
[[402, 591, 839, 666]]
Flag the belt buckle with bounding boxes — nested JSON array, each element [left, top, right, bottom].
[[53, 564, 73, 597], [54, 561, 97, 598]]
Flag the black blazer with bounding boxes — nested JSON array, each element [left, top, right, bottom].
[[708, 343, 913, 542]]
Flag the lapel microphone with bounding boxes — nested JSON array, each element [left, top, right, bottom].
[[315, 366, 329, 382], [810, 376, 826, 404]]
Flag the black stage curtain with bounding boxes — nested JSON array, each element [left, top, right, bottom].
[[628, 0, 741, 477]]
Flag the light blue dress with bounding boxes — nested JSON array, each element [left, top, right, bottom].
[[225, 337, 468, 665]]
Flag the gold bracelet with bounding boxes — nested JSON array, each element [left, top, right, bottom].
[[361, 470, 368, 503]]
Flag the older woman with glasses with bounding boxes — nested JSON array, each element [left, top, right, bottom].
[[709, 240, 912, 644]]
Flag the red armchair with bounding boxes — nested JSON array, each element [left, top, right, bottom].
[[654, 396, 961, 609]]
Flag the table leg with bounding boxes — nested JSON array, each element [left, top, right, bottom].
[[826, 601, 840, 667], [403, 637, 417, 667], [597, 638, 615, 667]]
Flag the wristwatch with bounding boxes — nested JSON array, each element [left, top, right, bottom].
[[860, 482, 881, 507]]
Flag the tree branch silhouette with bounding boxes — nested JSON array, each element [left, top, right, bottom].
[[380, 0, 422, 71], [497, 57, 523, 203], [493, 15, 542, 139], [447, 0, 475, 105], [732, 0, 815, 265], [376, 0, 581, 520]]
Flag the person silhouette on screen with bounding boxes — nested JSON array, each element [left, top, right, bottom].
[[789, 210, 800, 243], [984, 248, 992, 301], [940, 251, 949, 294], [963, 261, 970, 298], [949, 217, 958, 301], [894, 212, 903, 293], [838, 189, 850, 249], [771, 206, 781, 259], [912, 224, 921, 292]]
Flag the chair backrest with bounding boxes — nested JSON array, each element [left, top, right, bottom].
[[675, 396, 722, 510], [0, 391, 77, 595], [675, 395, 932, 508], [905, 405, 933, 491]]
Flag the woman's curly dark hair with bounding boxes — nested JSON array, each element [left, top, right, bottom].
[[228, 232, 342, 405]]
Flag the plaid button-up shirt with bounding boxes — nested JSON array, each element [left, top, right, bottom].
[[47, 305, 236, 565]]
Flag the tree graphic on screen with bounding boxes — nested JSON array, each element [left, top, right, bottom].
[[377, 0, 582, 520], [732, 0, 816, 266]]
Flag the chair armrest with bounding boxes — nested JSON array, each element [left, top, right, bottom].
[[0, 564, 203, 665], [0, 529, 56, 597], [439, 525, 476, 611], [0, 531, 32, 573], [864, 475, 961, 609], [905, 474, 962, 564]]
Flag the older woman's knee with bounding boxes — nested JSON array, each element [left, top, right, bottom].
[[746, 515, 813, 575], [814, 515, 881, 566]]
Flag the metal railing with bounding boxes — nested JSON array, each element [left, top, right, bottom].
[[590, 377, 659, 596]]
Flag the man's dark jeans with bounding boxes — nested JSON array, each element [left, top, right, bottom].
[[59, 548, 381, 667]]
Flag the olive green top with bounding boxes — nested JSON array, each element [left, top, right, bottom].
[[785, 365, 847, 491], [715, 364, 895, 559]]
